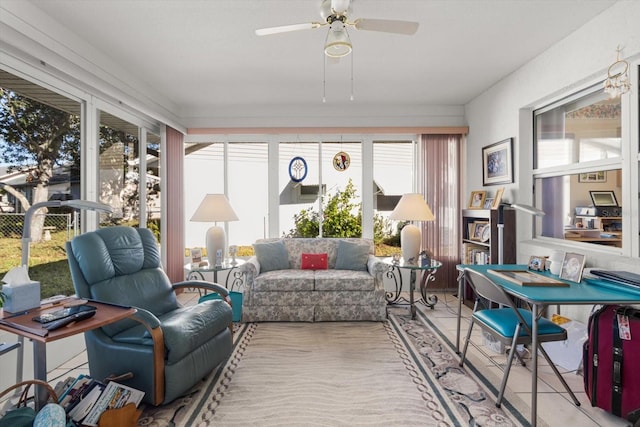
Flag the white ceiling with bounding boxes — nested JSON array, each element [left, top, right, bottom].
[[25, 0, 618, 124]]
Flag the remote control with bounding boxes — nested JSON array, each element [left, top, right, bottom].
[[43, 309, 97, 331]]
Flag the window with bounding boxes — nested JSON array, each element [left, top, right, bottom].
[[184, 142, 224, 249], [228, 142, 268, 245], [183, 135, 419, 254], [98, 110, 141, 225], [373, 140, 415, 244], [533, 84, 623, 248]]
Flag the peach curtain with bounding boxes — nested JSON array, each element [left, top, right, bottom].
[[420, 134, 461, 290], [165, 126, 184, 283]]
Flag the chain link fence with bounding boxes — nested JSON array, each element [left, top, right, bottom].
[[0, 212, 79, 240]]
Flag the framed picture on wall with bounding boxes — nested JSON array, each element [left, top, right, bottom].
[[578, 171, 606, 183], [482, 138, 514, 186]]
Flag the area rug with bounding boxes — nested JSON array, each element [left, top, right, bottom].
[[139, 310, 533, 427]]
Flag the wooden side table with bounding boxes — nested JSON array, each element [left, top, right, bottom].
[[0, 298, 136, 408]]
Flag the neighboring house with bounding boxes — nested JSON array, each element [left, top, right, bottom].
[[0, 164, 80, 212]]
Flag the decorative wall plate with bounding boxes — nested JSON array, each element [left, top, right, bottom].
[[288, 156, 308, 182], [333, 151, 350, 171]]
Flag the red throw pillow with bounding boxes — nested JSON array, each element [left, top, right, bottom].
[[301, 253, 328, 270]]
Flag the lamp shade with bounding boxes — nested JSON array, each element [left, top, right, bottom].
[[190, 194, 238, 267], [190, 194, 239, 223], [324, 21, 352, 58], [389, 193, 435, 221]]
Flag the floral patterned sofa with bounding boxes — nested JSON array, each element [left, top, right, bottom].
[[238, 238, 387, 322]]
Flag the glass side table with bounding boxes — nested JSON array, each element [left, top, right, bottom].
[[184, 259, 246, 293], [382, 257, 442, 319]]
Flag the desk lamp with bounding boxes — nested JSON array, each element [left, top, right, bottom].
[[497, 203, 545, 264], [21, 200, 114, 268]]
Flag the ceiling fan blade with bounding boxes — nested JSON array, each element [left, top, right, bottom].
[[255, 22, 322, 36], [331, 0, 350, 14], [353, 18, 419, 35]]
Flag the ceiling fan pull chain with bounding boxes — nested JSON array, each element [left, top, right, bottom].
[[350, 50, 354, 101], [323, 53, 327, 103]]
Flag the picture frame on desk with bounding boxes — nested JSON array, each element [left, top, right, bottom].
[[482, 138, 513, 186], [528, 256, 547, 272], [560, 252, 586, 283]]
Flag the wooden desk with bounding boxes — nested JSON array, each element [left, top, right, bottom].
[[0, 299, 136, 407]]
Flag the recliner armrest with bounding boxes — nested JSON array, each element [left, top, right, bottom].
[[131, 307, 162, 330], [129, 307, 165, 405]]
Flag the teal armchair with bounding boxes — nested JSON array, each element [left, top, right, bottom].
[[66, 226, 233, 405]]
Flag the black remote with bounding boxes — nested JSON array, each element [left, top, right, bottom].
[[43, 309, 97, 331]]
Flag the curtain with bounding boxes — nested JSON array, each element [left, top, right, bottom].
[[420, 134, 461, 290], [165, 126, 184, 283]]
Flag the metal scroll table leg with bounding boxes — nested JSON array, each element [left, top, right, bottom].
[[418, 270, 439, 309]]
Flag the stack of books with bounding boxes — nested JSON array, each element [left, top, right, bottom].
[[54, 374, 144, 426]]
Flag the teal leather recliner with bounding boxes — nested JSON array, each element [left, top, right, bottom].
[[66, 226, 233, 405]]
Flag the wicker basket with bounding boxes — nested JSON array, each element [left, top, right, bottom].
[[0, 379, 59, 408]]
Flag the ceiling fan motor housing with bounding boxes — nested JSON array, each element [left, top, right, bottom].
[[321, 0, 351, 22]]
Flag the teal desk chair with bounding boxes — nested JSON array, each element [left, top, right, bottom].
[[459, 268, 580, 408]]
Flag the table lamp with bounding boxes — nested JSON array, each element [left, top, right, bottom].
[[389, 193, 435, 263], [190, 194, 239, 266]]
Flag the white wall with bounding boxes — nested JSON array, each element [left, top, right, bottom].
[[464, 1, 640, 322]]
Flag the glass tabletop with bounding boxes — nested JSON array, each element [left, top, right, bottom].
[[382, 257, 442, 271], [184, 258, 245, 272]]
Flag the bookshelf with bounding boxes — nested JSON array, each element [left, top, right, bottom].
[[461, 208, 516, 306]]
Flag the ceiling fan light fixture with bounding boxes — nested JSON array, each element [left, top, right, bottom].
[[324, 21, 352, 58]]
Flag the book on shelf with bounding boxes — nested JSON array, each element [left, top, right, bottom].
[[462, 242, 490, 265]]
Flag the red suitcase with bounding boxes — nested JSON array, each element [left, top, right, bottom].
[[583, 305, 640, 424]]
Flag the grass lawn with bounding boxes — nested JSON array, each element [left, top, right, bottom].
[[0, 230, 75, 298]]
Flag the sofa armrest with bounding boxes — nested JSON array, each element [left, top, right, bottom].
[[367, 254, 387, 289], [238, 256, 260, 278]]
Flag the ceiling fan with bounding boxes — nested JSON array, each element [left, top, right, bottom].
[[255, 0, 419, 58]]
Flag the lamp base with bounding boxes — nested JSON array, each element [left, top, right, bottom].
[[400, 224, 421, 264], [206, 226, 226, 267]]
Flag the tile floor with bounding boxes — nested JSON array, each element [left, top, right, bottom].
[[44, 291, 631, 427]]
